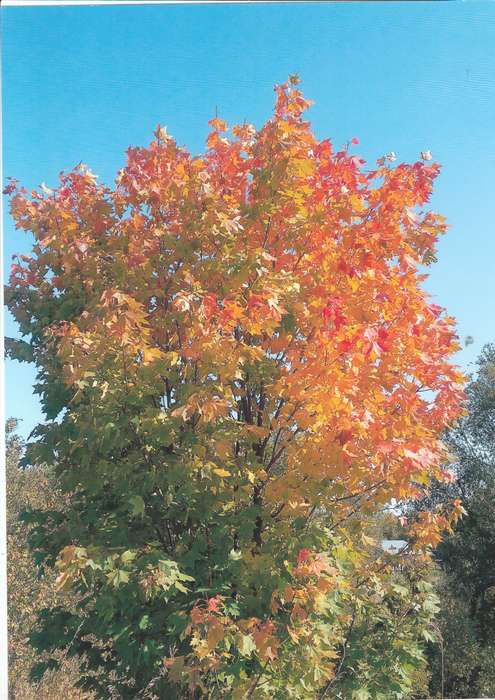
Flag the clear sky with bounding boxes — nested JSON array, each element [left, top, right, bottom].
[[2, 2, 495, 439]]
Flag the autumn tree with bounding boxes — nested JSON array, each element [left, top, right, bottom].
[[5, 77, 465, 699]]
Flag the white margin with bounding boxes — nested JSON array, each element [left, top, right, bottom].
[[2, 1, 292, 7]]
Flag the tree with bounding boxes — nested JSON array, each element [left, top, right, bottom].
[[6, 418, 90, 699], [419, 345, 495, 698], [4, 77, 464, 698]]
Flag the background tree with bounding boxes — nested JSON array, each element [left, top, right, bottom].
[[6, 418, 90, 699], [418, 344, 495, 698], [5, 77, 464, 698]]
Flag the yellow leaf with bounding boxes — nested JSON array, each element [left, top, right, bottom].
[[361, 533, 377, 547], [293, 158, 314, 177], [142, 347, 164, 365], [213, 468, 231, 478], [287, 625, 300, 643]]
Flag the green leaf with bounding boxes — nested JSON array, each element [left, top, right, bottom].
[[422, 629, 436, 643], [174, 581, 189, 594], [107, 569, 130, 588], [128, 495, 145, 517], [391, 584, 409, 597], [139, 615, 150, 630], [120, 550, 137, 564], [237, 634, 256, 657], [30, 659, 59, 683]]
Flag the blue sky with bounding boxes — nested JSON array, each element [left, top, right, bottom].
[[2, 2, 495, 438]]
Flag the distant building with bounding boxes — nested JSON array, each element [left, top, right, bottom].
[[381, 539, 408, 554]]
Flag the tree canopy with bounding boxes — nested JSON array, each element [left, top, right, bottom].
[[5, 77, 465, 699]]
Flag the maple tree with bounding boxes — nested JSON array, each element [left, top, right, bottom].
[[5, 77, 465, 698]]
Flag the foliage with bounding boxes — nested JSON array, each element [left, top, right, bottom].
[[4, 77, 465, 698], [418, 345, 495, 698], [425, 571, 495, 699], [6, 418, 90, 699]]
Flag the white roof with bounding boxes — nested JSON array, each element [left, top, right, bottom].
[[381, 539, 408, 554]]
